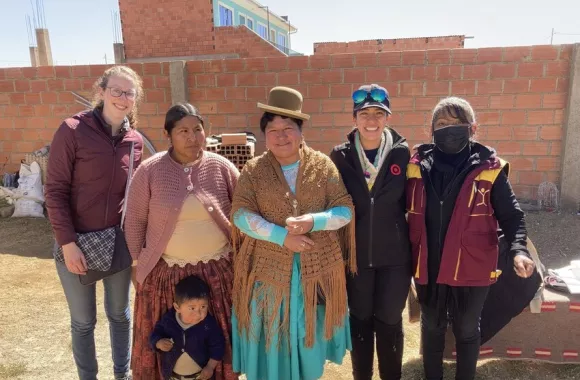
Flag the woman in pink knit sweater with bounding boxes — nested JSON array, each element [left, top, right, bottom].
[[124, 103, 240, 380]]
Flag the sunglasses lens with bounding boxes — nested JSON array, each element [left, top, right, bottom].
[[370, 88, 387, 102], [352, 90, 368, 104]]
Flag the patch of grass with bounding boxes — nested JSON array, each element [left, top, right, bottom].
[[0, 362, 27, 379]]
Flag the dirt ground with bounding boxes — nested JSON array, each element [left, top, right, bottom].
[[0, 211, 579, 380]]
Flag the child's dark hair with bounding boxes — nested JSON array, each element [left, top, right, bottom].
[[259, 112, 303, 133], [174, 275, 210, 305]]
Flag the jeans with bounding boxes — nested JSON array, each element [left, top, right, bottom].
[[420, 286, 489, 380], [56, 260, 132, 380]]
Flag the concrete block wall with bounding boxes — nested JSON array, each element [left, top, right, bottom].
[[0, 44, 574, 202], [314, 36, 466, 55]]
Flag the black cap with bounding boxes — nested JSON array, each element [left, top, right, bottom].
[[353, 84, 391, 114]]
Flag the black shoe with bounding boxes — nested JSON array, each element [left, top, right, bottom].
[[349, 316, 375, 380], [375, 318, 404, 380]]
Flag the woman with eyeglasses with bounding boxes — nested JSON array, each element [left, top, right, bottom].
[[330, 84, 412, 380], [407, 97, 535, 380], [46, 65, 144, 380]]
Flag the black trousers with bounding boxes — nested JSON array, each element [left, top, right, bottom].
[[420, 286, 490, 380], [347, 264, 412, 380]]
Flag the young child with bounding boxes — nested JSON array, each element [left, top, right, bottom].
[[150, 275, 225, 380]]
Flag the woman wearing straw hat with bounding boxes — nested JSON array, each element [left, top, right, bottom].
[[230, 86, 357, 380]]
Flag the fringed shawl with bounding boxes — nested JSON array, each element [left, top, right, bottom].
[[231, 145, 356, 349]]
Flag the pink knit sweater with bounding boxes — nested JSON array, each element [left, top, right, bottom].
[[124, 149, 240, 284]]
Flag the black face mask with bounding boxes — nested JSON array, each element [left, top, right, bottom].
[[433, 125, 471, 154]]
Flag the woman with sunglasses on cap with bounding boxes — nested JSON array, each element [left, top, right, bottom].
[[407, 97, 535, 380], [330, 84, 412, 380]]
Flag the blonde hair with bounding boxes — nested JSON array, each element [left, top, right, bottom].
[[92, 65, 144, 129]]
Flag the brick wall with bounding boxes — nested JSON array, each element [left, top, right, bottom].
[[119, 0, 283, 60], [0, 44, 572, 200], [314, 36, 466, 55]]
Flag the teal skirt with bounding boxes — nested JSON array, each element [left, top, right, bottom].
[[232, 254, 352, 380]]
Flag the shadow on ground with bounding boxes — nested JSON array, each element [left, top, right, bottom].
[[0, 217, 54, 259]]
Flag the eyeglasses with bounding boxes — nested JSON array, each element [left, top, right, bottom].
[[107, 87, 137, 100], [352, 88, 387, 104]]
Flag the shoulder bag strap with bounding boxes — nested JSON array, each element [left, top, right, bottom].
[[120, 140, 135, 230]]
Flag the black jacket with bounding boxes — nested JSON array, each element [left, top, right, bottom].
[[415, 142, 530, 284], [330, 128, 411, 268]]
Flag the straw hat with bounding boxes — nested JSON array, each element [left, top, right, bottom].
[[257, 86, 310, 121]]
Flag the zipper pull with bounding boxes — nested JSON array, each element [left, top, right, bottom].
[[292, 199, 298, 217], [371, 197, 374, 205]]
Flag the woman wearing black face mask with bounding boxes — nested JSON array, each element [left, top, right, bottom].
[[406, 97, 535, 380]]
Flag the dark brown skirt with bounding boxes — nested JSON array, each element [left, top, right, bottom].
[[131, 256, 237, 380]]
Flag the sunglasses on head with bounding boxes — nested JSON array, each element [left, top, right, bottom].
[[352, 88, 387, 104]]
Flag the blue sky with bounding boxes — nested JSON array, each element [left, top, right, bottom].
[[0, 0, 579, 68]]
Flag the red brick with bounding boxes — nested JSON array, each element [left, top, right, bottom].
[[205, 88, 226, 101], [438, 65, 463, 80], [556, 77, 569, 93], [355, 53, 378, 67], [47, 79, 64, 91], [9, 93, 25, 104], [554, 109, 565, 124], [5, 68, 23, 79], [247, 87, 266, 101], [400, 82, 424, 96], [515, 94, 542, 108], [334, 114, 355, 127], [522, 142, 550, 155], [235, 101, 256, 113], [401, 112, 427, 126], [196, 74, 215, 87], [302, 99, 320, 113], [139, 103, 158, 115], [14, 80, 31, 92], [302, 128, 322, 141], [81, 78, 96, 91], [34, 105, 51, 117], [490, 64, 516, 79], [88, 64, 110, 77], [496, 141, 521, 155], [394, 97, 414, 111], [550, 141, 562, 156], [39, 128, 57, 141], [52, 105, 70, 117], [71, 66, 90, 77], [22, 129, 40, 140], [477, 48, 503, 63], [402, 51, 426, 65], [63, 79, 82, 91], [503, 46, 531, 62], [462, 65, 488, 80], [225, 87, 245, 100], [154, 76, 170, 89], [288, 56, 309, 70], [203, 61, 223, 74], [490, 95, 515, 109], [332, 55, 355, 68], [236, 73, 257, 86], [344, 69, 366, 83], [528, 110, 554, 125], [543, 93, 566, 109], [309, 55, 331, 70], [503, 79, 529, 93], [308, 85, 330, 99], [366, 68, 388, 82], [216, 74, 235, 87], [415, 97, 440, 111], [58, 92, 75, 104], [36, 66, 55, 78], [478, 111, 500, 125], [378, 51, 402, 66], [330, 84, 353, 98], [539, 126, 562, 140], [0, 81, 14, 92], [452, 49, 478, 64], [427, 49, 451, 64], [300, 71, 322, 84], [246, 58, 267, 72], [413, 66, 437, 81], [518, 171, 544, 185], [531, 45, 559, 60], [143, 63, 162, 75], [477, 80, 503, 95], [510, 157, 534, 171], [486, 127, 513, 140], [501, 111, 526, 125], [320, 70, 342, 84], [256, 73, 276, 86], [530, 78, 557, 93], [468, 96, 491, 109], [278, 72, 299, 86], [512, 126, 539, 140], [0, 118, 14, 129], [266, 57, 288, 71], [451, 81, 476, 95], [536, 157, 560, 171], [321, 99, 345, 112], [518, 63, 544, 77], [145, 89, 166, 103], [389, 67, 412, 81]]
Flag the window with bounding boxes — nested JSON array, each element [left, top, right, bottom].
[[239, 14, 246, 26], [246, 17, 254, 30], [218, 4, 233, 26], [257, 23, 268, 39], [277, 34, 287, 48], [270, 29, 276, 42]]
